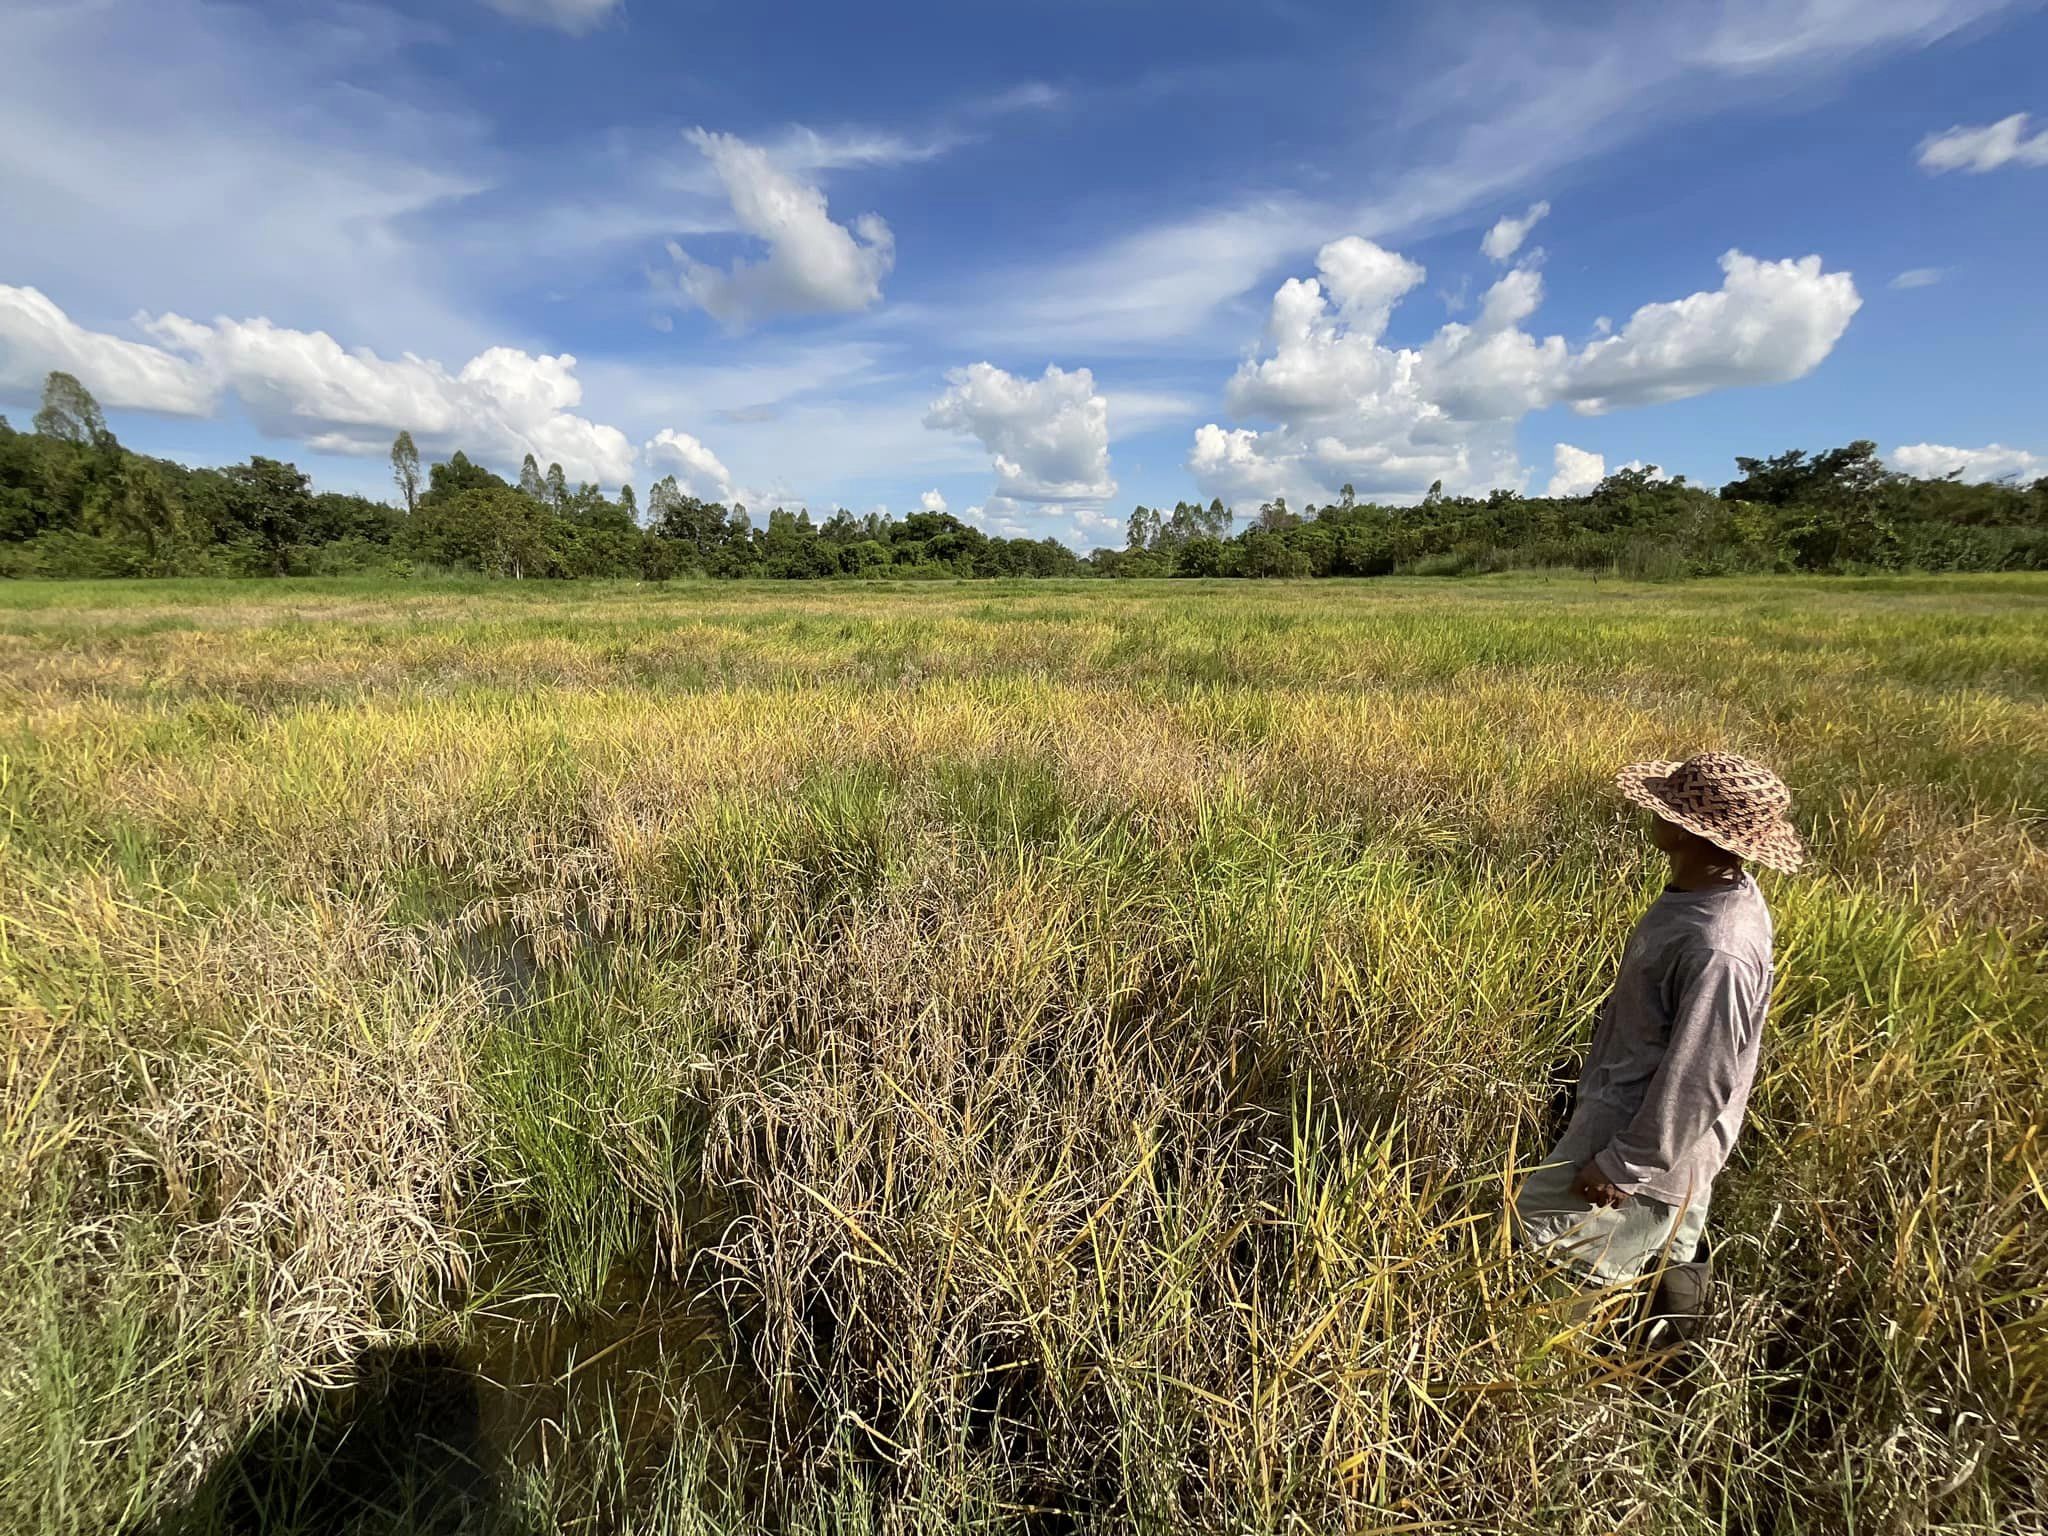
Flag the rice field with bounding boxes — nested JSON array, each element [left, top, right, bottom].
[[1, 573, 2043, 1535]]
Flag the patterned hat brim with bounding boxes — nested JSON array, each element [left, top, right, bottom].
[[1614, 760, 1806, 873]]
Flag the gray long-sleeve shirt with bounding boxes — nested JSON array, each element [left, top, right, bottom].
[[1553, 875, 1774, 1206]]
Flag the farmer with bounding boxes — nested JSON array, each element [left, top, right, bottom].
[[1515, 752, 1803, 1329]]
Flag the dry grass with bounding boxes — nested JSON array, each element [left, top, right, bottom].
[[1, 573, 2043, 1533]]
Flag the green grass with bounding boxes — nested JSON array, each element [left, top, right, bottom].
[[1, 574, 2043, 1533]]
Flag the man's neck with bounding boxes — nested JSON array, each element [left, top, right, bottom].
[[1666, 850, 1745, 891]]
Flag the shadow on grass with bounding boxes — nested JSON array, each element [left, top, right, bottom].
[[133, 1345, 515, 1536]]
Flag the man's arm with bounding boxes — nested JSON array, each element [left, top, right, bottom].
[[1590, 948, 1764, 1196]]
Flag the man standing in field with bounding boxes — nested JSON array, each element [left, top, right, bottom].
[[1515, 752, 1803, 1330]]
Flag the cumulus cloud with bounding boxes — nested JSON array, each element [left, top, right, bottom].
[[1889, 267, 1944, 289], [1890, 442, 2045, 482], [1917, 113, 2048, 173], [643, 428, 740, 502], [669, 129, 895, 329], [919, 489, 948, 515], [1546, 443, 1605, 497], [478, 0, 621, 34], [1188, 240, 1860, 506], [1564, 251, 1861, 413], [923, 362, 1115, 503], [0, 283, 757, 491], [1481, 200, 1550, 262], [139, 310, 636, 483], [1, 284, 214, 415], [1225, 237, 1426, 420]]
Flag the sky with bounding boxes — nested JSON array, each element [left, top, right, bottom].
[[1, 0, 2044, 546]]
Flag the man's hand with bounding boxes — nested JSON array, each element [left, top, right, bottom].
[[1570, 1161, 1629, 1209]]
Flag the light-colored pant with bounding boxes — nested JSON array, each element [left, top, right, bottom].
[[1513, 1154, 1709, 1286]]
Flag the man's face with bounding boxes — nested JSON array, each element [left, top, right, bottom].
[[1647, 811, 1692, 854]]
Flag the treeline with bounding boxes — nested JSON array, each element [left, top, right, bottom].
[[1114, 449, 2048, 580], [3, 372, 2043, 581]]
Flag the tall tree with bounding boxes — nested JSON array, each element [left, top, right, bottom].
[[389, 430, 421, 515], [1256, 495, 1297, 531], [544, 462, 569, 509], [518, 453, 545, 500], [617, 483, 637, 523], [34, 372, 114, 452]]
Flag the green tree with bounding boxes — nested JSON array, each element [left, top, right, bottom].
[[518, 453, 545, 500], [421, 451, 509, 506], [220, 457, 316, 575], [544, 462, 569, 509], [34, 372, 115, 452], [1172, 535, 1226, 577], [87, 459, 193, 575], [405, 485, 558, 577], [389, 430, 421, 515], [1233, 527, 1311, 577]]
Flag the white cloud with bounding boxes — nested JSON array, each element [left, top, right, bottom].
[[478, 0, 622, 34], [1481, 200, 1550, 262], [764, 124, 961, 174], [1917, 113, 2048, 173], [1563, 251, 1861, 413], [919, 489, 949, 515], [136, 310, 636, 484], [668, 129, 895, 329], [0, 283, 785, 492], [1189, 424, 1305, 506], [980, 81, 1067, 116], [0, 285, 214, 415], [1890, 442, 2045, 482], [1546, 443, 1605, 497], [1189, 240, 1860, 507], [644, 429, 740, 502], [1889, 267, 1945, 289], [1224, 238, 1425, 419], [924, 362, 1116, 503]]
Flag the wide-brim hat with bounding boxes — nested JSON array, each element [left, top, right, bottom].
[[1615, 752, 1805, 873]]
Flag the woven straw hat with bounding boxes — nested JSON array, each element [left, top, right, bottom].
[[1615, 751, 1805, 873]]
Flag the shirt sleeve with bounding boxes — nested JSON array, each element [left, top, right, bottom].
[[1592, 948, 1764, 1196]]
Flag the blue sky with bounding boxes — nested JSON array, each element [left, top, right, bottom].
[[2, 0, 2043, 545]]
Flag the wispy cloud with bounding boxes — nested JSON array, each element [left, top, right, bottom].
[[0, 0, 495, 358], [478, 0, 623, 35], [1917, 112, 2048, 172], [1889, 267, 1945, 288], [950, 0, 2008, 352]]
